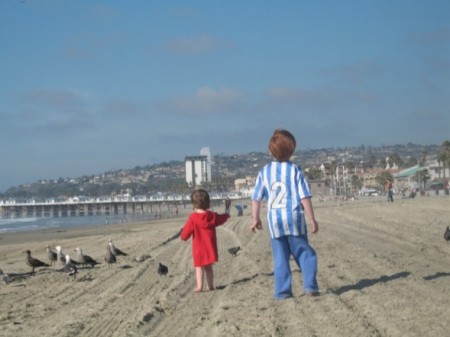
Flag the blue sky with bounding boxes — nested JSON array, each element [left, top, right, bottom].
[[1, 1, 449, 193]]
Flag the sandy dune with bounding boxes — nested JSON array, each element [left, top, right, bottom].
[[0, 196, 449, 337]]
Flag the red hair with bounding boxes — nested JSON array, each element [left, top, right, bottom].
[[268, 129, 296, 161]]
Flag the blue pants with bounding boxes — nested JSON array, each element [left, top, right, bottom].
[[271, 234, 318, 299]]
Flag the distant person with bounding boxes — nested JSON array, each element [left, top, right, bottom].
[[251, 129, 319, 299], [180, 189, 230, 292], [385, 179, 394, 202]]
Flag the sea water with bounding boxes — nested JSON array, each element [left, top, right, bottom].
[[0, 213, 159, 234]]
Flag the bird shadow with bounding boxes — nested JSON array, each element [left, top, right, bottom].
[[120, 264, 133, 269], [422, 272, 450, 281], [331, 271, 411, 295], [2, 271, 35, 284]]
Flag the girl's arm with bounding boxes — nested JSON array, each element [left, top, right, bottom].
[[180, 218, 194, 240]]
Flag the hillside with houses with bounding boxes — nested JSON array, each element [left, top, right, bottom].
[[1, 141, 449, 203]]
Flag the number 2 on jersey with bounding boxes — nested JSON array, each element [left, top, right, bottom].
[[271, 181, 286, 209]]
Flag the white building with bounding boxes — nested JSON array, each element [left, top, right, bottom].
[[200, 147, 212, 183], [185, 155, 209, 187]]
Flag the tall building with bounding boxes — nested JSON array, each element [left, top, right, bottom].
[[185, 155, 209, 187], [200, 147, 212, 183]]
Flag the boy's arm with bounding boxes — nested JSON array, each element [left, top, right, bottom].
[[251, 200, 263, 232], [301, 197, 319, 234]]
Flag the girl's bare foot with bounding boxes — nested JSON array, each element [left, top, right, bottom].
[[193, 287, 202, 293]]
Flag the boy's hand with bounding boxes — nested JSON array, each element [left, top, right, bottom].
[[310, 219, 319, 234], [251, 219, 263, 232]]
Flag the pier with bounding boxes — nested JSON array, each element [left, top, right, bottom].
[[0, 201, 177, 219], [0, 193, 240, 219]]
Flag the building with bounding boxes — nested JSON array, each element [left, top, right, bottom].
[[185, 155, 209, 187], [393, 165, 420, 192], [200, 147, 212, 183]]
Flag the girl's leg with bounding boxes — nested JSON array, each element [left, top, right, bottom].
[[288, 235, 319, 294], [271, 237, 293, 299], [204, 265, 214, 290], [194, 267, 203, 292]]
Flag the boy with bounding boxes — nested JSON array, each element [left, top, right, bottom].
[[251, 129, 319, 299]]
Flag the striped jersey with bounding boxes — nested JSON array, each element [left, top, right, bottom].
[[252, 161, 311, 239]]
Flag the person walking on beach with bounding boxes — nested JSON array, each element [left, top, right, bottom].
[[385, 179, 394, 202], [251, 129, 320, 299], [181, 189, 230, 292]]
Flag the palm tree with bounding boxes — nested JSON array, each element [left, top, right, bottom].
[[375, 170, 394, 192], [414, 169, 430, 191], [438, 140, 450, 193]]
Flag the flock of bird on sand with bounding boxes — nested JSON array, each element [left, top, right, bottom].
[[5, 226, 448, 285], [1, 239, 169, 284], [1, 238, 243, 285]]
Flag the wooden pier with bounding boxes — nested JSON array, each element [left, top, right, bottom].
[[0, 197, 232, 219], [0, 200, 181, 219]]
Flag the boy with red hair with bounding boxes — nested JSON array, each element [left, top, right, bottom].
[[251, 129, 319, 299]]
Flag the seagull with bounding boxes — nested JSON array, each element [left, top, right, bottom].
[[157, 262, 168, 276], [64, 254, 77, 280], [46, 245, 58, 266], [55, 245, 79, 266], [445, 226, 450, 242], [1, 269, 11, 285], [134, 254, 151, 263], [108, 239, 128, 256], [105, 244, 117, 268], [228, 246, 241, 257], [74, 247, 100, 268], [24, 250, 49, 273]]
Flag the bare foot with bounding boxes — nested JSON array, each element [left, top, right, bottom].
[[193, 287, 202, 293]]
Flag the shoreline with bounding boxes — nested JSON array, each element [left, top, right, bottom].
[[0, 210, 192, 246]]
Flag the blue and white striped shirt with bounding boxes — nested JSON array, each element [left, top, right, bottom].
[[252, 161, 311, 239]]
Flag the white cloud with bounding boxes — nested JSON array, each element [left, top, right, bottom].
[[154, 87, 246, 115], [162, 34, 234, 54]]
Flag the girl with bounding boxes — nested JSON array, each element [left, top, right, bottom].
[[181, 189, 230, 292]]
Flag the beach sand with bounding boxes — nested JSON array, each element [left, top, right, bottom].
[[0, 196, 449, 337]]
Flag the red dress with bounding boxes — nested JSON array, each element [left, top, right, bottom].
[[181, 211, 229, 267]]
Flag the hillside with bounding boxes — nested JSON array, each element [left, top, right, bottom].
[[1, 143, 440, 199]]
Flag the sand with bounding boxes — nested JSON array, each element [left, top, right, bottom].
[[0, 196, 449, 337]]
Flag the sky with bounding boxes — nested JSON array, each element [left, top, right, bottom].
[[1, 1, 449, 193]]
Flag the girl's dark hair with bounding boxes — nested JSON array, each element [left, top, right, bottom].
[[268, 129, 296, 161], [191, 189, 210, 210]]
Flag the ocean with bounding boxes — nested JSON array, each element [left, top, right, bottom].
[[0, 213, 159, 234]]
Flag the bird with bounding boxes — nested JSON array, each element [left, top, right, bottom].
[[228, 246, 241, 257], [444, 226, 450, 242], [55, 245, 79, 266], [24, 250, 50, 273], [46, 245, 58, 266], [134, 254, 151, 263], [63, 254, 77, 280], [108, 239, 128, 256], [105, 244, 117, 268], [74, 247, 100, 268], [157, 262, 168, 276], [0, 269, 9, 285], [1, 272, 12, 285]]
